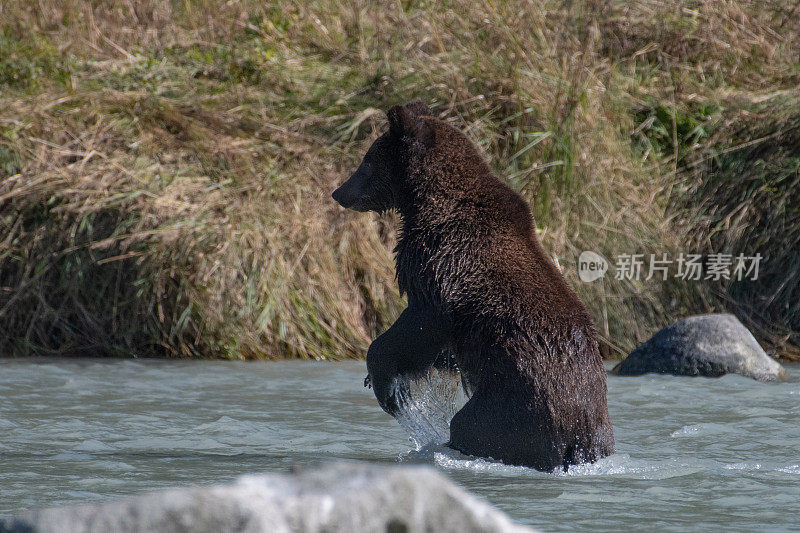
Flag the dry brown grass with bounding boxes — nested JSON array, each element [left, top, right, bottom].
[[1, 0, 798, 359]]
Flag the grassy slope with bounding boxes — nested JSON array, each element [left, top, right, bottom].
[[0, 1, 798, 359]]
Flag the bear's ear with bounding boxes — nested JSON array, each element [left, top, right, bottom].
[[387, 102, 434, 148], [404, 100, 432, 119]]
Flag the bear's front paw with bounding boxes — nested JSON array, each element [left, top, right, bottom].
[[371, 374, 404, 417]]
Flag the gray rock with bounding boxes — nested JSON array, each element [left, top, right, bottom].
[[0, 462, 534, 533], [612, 314, 786, 381]]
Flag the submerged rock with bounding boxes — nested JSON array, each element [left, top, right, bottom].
[[0, 462, 534, 533], [612, 314, 786, 382]]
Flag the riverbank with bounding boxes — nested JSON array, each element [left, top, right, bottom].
[[1, 1, 798, 359]]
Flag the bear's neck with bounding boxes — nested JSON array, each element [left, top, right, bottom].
[[393, 184, 469, 308], [395, 215, 439, 307]]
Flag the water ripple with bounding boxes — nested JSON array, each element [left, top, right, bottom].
[[0, 358, 798, 532]]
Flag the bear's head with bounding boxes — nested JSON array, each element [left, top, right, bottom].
[[332, 101, 434, 212]]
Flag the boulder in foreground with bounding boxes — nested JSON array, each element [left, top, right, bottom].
[[0, 462, 534, 533], [612, 314, 786, 382]]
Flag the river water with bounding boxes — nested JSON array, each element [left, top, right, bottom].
[[0, 358, 798, 532]]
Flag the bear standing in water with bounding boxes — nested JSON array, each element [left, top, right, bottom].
[[332, 101, 614, 471]]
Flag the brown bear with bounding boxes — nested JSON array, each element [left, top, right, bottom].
[[332, 101, 614, 471]]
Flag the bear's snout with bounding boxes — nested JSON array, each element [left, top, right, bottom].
[[331, 186, 346, 206], [331, 183, 355, 209], [332, 172, 371, 212]]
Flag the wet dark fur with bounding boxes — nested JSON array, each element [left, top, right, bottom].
[[333, 101, 614, 470]]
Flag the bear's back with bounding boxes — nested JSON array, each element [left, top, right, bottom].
[[410, 119, 591, 325]]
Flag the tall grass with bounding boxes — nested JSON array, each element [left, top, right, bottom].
[[1, 1, 798, 359]]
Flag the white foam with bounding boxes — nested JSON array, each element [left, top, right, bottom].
[[670, 424, 701, 437], [433, 450, 534, 475], [724, 462, 762, 471], [429, 449, 703, 480]]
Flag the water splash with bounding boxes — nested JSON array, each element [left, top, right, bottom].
[[392, 368, 470, 450]]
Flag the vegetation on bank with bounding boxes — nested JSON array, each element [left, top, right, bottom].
[[0, 1, 798, 360]]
